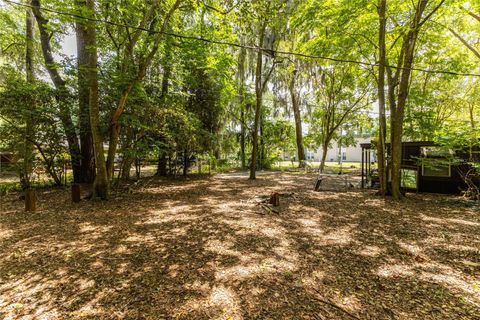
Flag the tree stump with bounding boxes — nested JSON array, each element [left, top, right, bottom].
[[71, 184, 81, 203], [25, 188, 36, 212], [269, 192, 280, 206]]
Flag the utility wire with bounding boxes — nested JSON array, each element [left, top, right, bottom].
[[4, 0, 480, 78]]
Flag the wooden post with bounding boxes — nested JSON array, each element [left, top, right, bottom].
[[367, 149, 371, 178], [361, 148, 365, 188], [25, 188, 36, 212], [71, 184, 81, 203]]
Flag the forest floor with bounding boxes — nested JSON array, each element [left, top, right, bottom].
[[0, 172, 479, 320]]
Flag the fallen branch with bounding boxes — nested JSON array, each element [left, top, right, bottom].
[[260, 203, 279, 214], [311, 288, 361, 320]]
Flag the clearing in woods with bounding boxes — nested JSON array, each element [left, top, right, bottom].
[[0, 172, 479, 319]]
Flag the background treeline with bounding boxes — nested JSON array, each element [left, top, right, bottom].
[[0, 0, 479, 200]]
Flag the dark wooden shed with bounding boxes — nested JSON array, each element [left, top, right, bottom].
[[361, 141, 479, 194]]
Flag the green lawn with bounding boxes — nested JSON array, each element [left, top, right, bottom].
[[273, 160, 372, 173]]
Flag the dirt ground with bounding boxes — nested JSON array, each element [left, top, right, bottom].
[[0, 172, 479, 320]]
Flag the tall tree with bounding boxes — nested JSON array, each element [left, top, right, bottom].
[[81, 0, 108, 199], [386, 0, 445, 199], [249, 20, 267, 179], [376, 0, 387, 195], [104, 0, 182, 180], [75, 0, 96, 184], [236, 42, 247, 169], [289, 63, 306, 167], [308, 66, 370, 173], [248, 0, 286, 179], [22, 4, 35, 193], [30, 0, 83, 183]]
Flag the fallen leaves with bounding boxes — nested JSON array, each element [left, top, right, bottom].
[[0, 172, 479, 319]]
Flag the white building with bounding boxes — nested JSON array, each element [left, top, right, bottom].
[[286, 137, 375, 163]]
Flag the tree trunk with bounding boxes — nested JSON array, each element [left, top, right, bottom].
[[237, 43, 247, 170], [31, 0, 82, 183], [259, 115, 265, 170], [469, 105, 476, 129], [156, 39, 172, 176], [71, 184, 81, 203], [106, 89, 132, 180], [121, 157, 134, 180], [135, 158, 141, 179], [390, 0, 430, 200], [377, 0, 388, 196], [75, 0, 96, 184], [319, 141, 329, 173], [249, 22, 266, 180], [25, 188, 36, 212], [22, 6, 35, 196], [22, 8, 37, 212], [289, 68, 305, 167], [183, 149, 189, 176], [120, 126, 134, 180], [83, 0, 108, 199], [156, 148, 168, 176], [240, 109, 246, 169]]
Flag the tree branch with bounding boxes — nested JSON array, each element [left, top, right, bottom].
[[448, 27, 480, 60]]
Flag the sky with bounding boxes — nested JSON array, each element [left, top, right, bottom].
[[61, 33, 77, 57]]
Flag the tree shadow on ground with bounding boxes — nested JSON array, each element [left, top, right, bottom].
[[0, 172, 479, 319]]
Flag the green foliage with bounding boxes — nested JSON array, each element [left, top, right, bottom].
[[1, 0, 480, 185], [0, 73, 68, 186], [262, 118, 296, 165]]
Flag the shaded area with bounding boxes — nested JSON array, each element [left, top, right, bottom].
[[0, 173, 479, 319]]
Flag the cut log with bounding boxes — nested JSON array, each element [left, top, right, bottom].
[[269, 192, 280, 206]]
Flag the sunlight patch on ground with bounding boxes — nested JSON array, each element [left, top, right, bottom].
[[146, 205, 203, 220], [124, 233, 157, 244], [339, 294, 363, 312], [205, 238, 242, 258], [0, 227, 13, 242], [184, 279, 211, 292], [218, 216, 268, 234], [69, 288, 116, 319], [209, 285, 243, 320], [419, 264, 480, 307], [377, 259, 480, 308], [357, 245, 384, 257], [321, 224, 358, 246], [376, 263, 416, 278], [0, 273, 63, 320], [397, 241, 423, 255], [301, 270, 326, 288], [175, 285, 243, 320], [420, 214, 480, 227], [428, 242, 480, 253], [215, 255, 297, 282]]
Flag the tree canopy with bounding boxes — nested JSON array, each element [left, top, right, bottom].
[[0, 0, 479, 200]]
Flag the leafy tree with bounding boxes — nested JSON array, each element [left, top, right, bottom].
[[0, 76, 67, 186], [306, 65, 371, 172]]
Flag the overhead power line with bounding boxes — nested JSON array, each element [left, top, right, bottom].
[[4, 0, 480, 78]]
